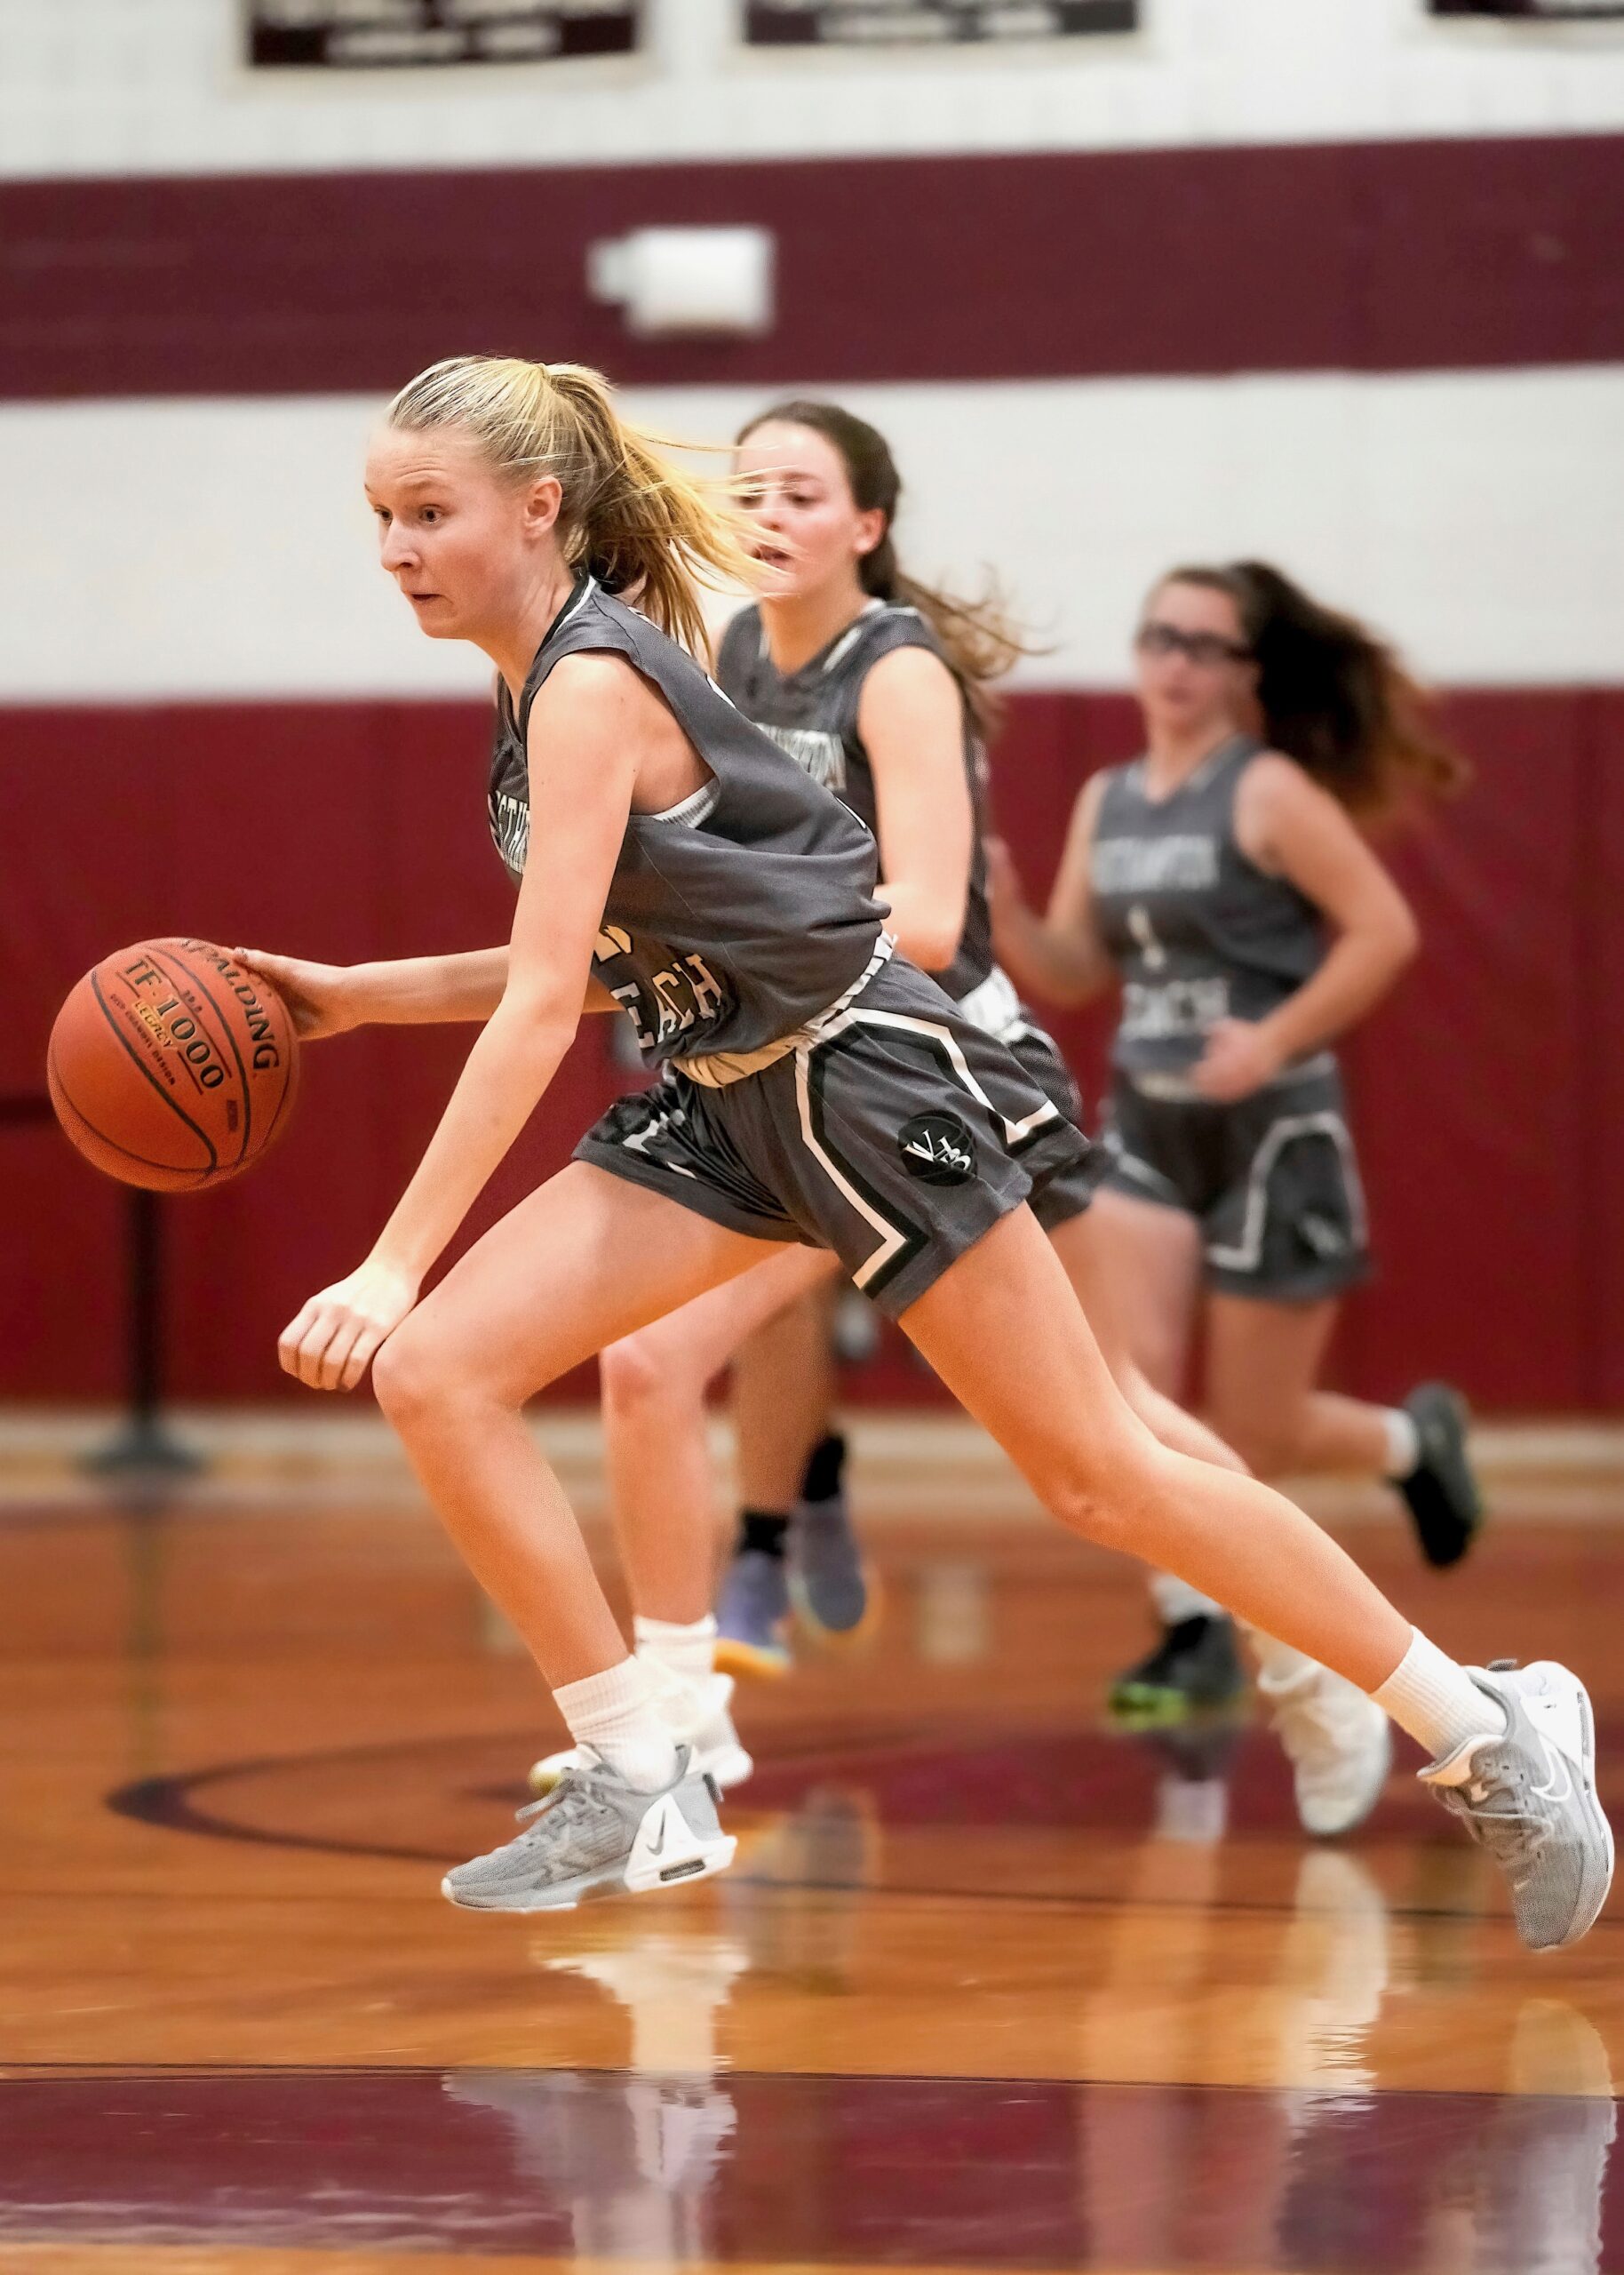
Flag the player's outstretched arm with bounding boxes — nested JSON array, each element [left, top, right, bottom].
[[234, 946, 619, 1039], [231, 946, 507, 1037]]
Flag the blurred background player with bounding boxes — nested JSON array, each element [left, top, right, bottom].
[[991, 562, 1485, 1724], [706, 399, 1036, 1677], [580, 405, 1433, 1842]]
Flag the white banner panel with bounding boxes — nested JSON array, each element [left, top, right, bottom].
[[743, 0, 1134, 40], [245, 0, 641, 70]]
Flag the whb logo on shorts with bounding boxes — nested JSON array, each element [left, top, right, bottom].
[[898, 1113, 977, 1186]]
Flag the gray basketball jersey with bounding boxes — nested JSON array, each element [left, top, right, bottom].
[[715, 601, 994, 1003], [488, 574, 884, 1063], [1090, 735, 1325, 1075]]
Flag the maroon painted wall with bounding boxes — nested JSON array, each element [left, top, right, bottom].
[[5, 687, 1622, 1410], [4, 136, 1621, 402]]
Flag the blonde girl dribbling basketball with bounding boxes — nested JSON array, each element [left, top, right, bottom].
[[236, 355, 1609, 1948]]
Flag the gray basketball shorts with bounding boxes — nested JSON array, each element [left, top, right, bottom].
[[575, 955, 1095, 1320], [999, 1018, 1103, 1233], [1098, 1058, 1371, 1301]]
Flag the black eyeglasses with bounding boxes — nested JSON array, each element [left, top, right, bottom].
[[1134, 621, 1253, 667]]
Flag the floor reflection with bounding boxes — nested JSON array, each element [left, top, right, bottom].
[[0, 2043, 1612, 2268]]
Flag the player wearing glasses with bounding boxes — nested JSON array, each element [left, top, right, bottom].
[[991, 563, 1486, 1723]]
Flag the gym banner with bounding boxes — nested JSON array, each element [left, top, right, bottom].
[[1430, 0, 1624, 14], [246, 1, 641, 69], [744, 1, 1137, 43]]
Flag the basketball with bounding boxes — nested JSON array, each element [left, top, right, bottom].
[[47, 938, 300, 1193]]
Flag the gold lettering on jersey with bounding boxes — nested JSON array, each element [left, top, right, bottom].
[[681, 954, 726, 1023]]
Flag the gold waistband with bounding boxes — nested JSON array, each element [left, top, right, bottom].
[[675, 935, 896, 1090]]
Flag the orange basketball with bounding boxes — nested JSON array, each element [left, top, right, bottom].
[[47, 938, 300, 1192]]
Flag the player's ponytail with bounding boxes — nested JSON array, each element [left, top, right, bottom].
[[386, 355, 754, 657], [1160, 560, 1469, 818], [738, 399, 1034, 737]]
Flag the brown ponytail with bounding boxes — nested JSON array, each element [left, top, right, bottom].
[[1160, 560, 1469, 818], [738, 399, 1036, 737], [387, 355, 755, 658]]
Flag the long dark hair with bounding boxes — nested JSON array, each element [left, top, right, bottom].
[[737, 399, 1033, 736], [1158, 560, 1469, 817]]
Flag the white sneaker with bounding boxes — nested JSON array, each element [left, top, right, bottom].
[[529, 1671, 754, 1799], [1262, 1662, 1393, 1838]]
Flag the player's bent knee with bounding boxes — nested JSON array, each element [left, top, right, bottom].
[[371, 1324, 464, 1429], [1044, 1439, 1160, 1554], [599, 1327, 711, 1414]]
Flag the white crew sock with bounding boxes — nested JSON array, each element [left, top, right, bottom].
[[633, 1613, 717, 1692], [1151, 1572, 1224, 1624], [1371, 1628, 1507, 1761], [554, 1657, 680, 1792], [1246, 1628, 1321, 1692], [1381, 1407, 1421, 1481]]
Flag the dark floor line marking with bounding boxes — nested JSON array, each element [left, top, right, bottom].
[[96, 1740, 1574, 1928]]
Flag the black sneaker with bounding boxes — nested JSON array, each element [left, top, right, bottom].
[[1396, 1383, 1484, 1569], [1108, 1614, 1247, 1724]]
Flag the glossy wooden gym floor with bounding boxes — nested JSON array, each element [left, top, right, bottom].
[[3, 1439, 1621, 2274]]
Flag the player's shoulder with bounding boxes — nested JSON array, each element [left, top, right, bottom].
[[850, 600, 937, 662], [1090, 754, 1144, 806], [529, 645, 657, 725], [1237, 746, 1332, 816], [1076, 762, 1124, 827]]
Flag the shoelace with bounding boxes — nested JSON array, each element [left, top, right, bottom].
[[511, 1762, 617, 1844], [1438, 1754, 1551, 1872]]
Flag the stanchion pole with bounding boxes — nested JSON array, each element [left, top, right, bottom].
[[84, 1189, 203, 1479]]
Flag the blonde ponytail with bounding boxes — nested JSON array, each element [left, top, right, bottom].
[[387, 355, 754, 656]]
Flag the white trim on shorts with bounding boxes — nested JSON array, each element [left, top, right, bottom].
[[1204, 1107, 1368, 1275], [792, 1003, 1063, 1294]]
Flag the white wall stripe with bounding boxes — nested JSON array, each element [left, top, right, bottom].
[[5, 367, 1620, 701]]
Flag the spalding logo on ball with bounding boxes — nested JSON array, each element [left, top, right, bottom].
[[48, 938, 300, 1192]]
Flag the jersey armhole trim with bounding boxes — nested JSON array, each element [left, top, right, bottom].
[[645, 778, 720, 827]]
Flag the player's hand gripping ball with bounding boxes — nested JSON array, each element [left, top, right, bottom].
[[48, 938, 300, 1192]]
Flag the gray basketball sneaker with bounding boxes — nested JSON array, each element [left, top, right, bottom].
[[1421, 1659, 1613, 1952], [443, 1746, 736, 1914]]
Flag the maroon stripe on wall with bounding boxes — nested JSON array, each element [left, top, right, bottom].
[[2, 134, 1621, 402], [5, 685, 1624, 1411]]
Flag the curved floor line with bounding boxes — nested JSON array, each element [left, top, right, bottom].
[[93, 1731, 1537, 1928]]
